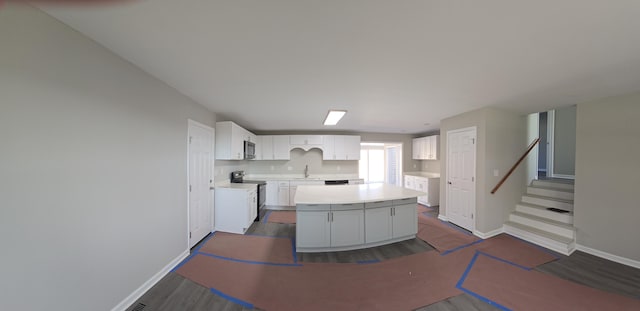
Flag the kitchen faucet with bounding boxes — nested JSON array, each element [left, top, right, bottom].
[[304, 165, 309, 178]]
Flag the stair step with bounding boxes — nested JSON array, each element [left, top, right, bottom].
[[503, 221, 575, 256], [521, 194, 574, 211], [509, 211, 575, 238], [531, 179, 575, 191], [515, 202, 573, 224], [527, 186, 574, 201]]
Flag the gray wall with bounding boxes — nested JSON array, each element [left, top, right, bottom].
[[439, 107, 526, 234], [0, 4, 216, 310], [553, 106, 577, 176], [574, 93, 640, 262]]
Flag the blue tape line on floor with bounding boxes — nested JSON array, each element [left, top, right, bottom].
[[291, 238, 298, 263], [197, 251, 302, 267], [476, 251, 533, 271], [441, 239, 485, 256], [210, 287, 254, 309], [170, 253, 196, 273], [455, 251, 512, 311], [262, 210, 273, 223], [440, 220, 473, 236]]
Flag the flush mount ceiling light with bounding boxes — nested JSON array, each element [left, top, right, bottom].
[[323, 110, 347, 126]]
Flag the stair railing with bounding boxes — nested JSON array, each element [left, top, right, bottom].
[[490, 137, 540, 194]]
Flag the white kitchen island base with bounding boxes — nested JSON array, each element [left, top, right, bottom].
[[294, 184, 425, 252]]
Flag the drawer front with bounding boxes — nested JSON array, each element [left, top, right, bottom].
[[296, 204, 331, 211], [331, 203, 364, 211], [364, 200, 393, 209], [393, 197, 417, 206]]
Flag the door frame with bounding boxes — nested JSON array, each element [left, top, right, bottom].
[[445, 126, 477, 231], [546, 110, 556, 178], [187, 119, 215, 248]]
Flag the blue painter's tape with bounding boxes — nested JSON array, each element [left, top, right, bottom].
[[262, 210, 273, 223], [455, 251, 512, 311], [357, 259, 381, 264], [440, 220, 473, 236], [170, 253, 196, 273], [291, 238, 298, 263], [197, 251, 302, 267], [192, 231, 216, 254], [441, 239, 485, 256], [210, 287, 254, 309], [476, 251, 533, 271]]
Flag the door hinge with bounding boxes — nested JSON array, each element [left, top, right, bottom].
[[189, 136, 193, 144], [471, 213, 474, 219], [472, 177, 475, 182], [472, 138, 475, 144], [189, 232, 192, 238], [189, 185, 192, 192]]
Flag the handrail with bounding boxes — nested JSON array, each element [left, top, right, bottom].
[[490, 137, 540, 194]]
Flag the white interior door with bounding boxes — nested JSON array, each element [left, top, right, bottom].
[[446, 127, 476, 231], [188, 120, 214, 248]]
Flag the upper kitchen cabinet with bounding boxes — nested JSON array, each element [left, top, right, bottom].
[[215, 121, 255, 160], [323, 135, 361, 160], [412, 135, 439, 160], [290, 135, 323, 151], [257, 135, 291, 160]]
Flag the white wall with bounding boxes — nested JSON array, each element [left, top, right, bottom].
[[0, 4, 215, 310], [574, 93, 640, 262], [553, 105, 577, 176]]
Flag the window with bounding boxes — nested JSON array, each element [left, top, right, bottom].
[[359, 142, 403, 185]]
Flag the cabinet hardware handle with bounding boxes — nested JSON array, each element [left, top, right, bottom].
[[328, 212, 330, 222]]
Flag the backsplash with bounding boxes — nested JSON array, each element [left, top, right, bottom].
[[248, 148, 358, 175]]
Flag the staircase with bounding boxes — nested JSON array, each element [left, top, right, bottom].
[[504, 179, 576, 255]]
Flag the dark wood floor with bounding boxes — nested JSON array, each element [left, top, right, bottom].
[[127, 206, 640, 311]]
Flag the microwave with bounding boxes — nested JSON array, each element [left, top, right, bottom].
[[244, 140, 256, 160]]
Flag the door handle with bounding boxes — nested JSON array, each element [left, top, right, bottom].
[[448, 181, 452, 185]]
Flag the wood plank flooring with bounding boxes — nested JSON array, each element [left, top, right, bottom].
[[127, 206, 640, 311]]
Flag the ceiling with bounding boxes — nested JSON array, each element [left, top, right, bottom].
[[38, 0, 640, 134]]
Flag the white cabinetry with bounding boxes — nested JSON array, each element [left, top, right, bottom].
[[364, 198, 417, 244], [404, 174, 440, 206], [277, 181, 290, 206], [412, 135, 439, 160], [296, 203, 365, 249], [258, 135, 291, 160], [215, 121, 257, 160], [290, 135, 323, 151], [214, 186, 257, 234], [322, 135, 361, 160]]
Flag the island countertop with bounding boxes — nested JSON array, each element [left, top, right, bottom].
[[294, 183, 426, 205]]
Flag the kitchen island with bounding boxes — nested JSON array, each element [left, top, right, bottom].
[[295, 183, 425, 252]]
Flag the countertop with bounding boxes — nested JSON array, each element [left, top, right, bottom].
[[211, 182, 257, 190], [294, 183, 426, 205], [403, 171, 441, 178]]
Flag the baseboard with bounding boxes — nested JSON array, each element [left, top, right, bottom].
[[551, 174, 575, 180], [111, 250, 190, 311], [576, 244, 640, 270], [473, 227, 503, 239], [437, 214, 448, 221]]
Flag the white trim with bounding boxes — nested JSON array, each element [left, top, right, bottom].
[[437, 214, 448, 221], [445, 126, 477, 232], [553, 174, 575, 180], [547, 110, 555, 178], [111, 250, 190, 311], [576, 244, 640, 270], [473, 227, 503, 239]]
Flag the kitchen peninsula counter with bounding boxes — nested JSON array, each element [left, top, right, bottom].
[[294, 184, 425, 252]]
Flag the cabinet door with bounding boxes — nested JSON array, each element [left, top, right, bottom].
[[404, 175, 414, 189], [265, 181, 279, 206], [273, 136, 291, 160], [296, 211, 331, 248], [429, 135, 439, 160], [415, 177, 429, 205], [330, 209, 365, 247], [230, 122, 244, 160], [247, 189, 257, 225], [289, 186, 297, 207], [322, 135, 335, 160], [277, 182, 290, 206], [392, 204, 418, 238], [412, 138, 422, 159], [261, 136, 274, 160], [364, 207, 393, 243], [343, 136, 361, 160]]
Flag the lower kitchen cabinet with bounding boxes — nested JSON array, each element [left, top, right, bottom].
[[214, 186, 257, 234], [364, 199, 417, 243], [330, 209, 365, 247], [296, 203, 364, 249], [296, 210, 331, 248], [364, 205, 393, 243], [391, 202, 418, 238]]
